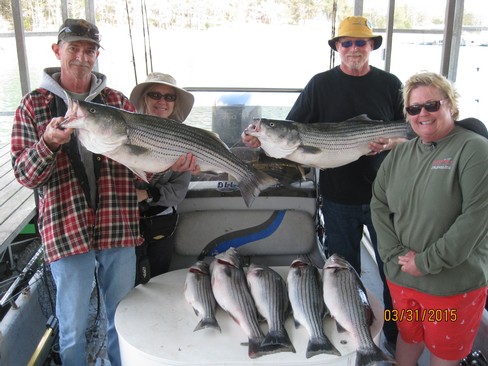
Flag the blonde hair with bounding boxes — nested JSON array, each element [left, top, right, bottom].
[[403, 71, 459, 120]]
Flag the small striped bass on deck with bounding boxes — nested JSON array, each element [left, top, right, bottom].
[[209, 248, 276, 358], [287, 258, 340, 358], [322, 254, 396, 366], [246, 263, 295, 353], [184, 261, 221, 332]]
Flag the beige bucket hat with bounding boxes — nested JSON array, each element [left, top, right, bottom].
[[328, 16, 382, 51], [130, 72, 194, 122]]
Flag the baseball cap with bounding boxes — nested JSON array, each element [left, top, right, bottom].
[[57, 18, 101, 47]]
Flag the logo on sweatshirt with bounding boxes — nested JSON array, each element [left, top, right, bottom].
[[431, 158, 453, 170]]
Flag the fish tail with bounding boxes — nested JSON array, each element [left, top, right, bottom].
[[262, 329, 296, 353], [305, 336, 341, 358], [248, 337, 286, 358], [238, 169, 277, 207], [193, 317, 221, 333], [248, 337, 266, 359], [355, 346, 396, 366]]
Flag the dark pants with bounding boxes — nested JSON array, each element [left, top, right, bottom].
[[146, 238, 174, 277], [322, 198, 398, 343], [135, 238, 174, 285]]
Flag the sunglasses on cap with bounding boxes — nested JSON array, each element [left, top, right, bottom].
[[340, 40, 368, 48], [58, 24, 101, 43], [406, 100, 447, 116], [147, 92, 177, 102]]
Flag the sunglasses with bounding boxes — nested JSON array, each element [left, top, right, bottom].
[[146, 92, 177, 102], [58, 24, 101, 43], [405, 100, 447, 116], [340, 40, 368, 48]]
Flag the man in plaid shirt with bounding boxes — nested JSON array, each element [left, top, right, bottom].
[[11, 19, 142, 366]]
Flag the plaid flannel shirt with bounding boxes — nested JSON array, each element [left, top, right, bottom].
[[11, 87, 143, 263]]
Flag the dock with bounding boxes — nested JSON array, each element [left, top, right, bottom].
[[0, 141, 37, 266], [0, 141, 37, 255]]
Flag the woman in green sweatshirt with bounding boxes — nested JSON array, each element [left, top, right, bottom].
[[371, 71, 488, 365]]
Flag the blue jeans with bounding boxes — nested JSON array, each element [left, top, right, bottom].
[[50, 247, 136, 366], [322, 199, 397, 341]]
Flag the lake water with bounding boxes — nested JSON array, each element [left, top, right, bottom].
[[1, 25, 487, 142]]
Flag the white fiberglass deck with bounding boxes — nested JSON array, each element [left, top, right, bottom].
[[115, 266, 383, 366]]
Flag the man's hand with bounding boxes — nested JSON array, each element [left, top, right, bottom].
[[43, 116, 73, 151], [241, 129, 261, 148], [368, 137, 407, 155]]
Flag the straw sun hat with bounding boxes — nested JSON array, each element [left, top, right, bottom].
[[328, 16, 382, 51], [130, 72, 195, 122]]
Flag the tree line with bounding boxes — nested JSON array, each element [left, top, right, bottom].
[[0, 0, 484, 33]]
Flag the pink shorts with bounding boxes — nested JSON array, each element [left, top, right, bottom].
[[387, 280, 487, 360]]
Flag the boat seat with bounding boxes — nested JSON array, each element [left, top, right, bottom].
[[168, 208, 323, 270]]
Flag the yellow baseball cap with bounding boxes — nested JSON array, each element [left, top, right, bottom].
[[328, 16, 382, 51]]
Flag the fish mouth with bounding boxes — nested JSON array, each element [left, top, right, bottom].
[[244, 118, 262, 135], [59, 98, 79, 128], [324, 254, 350, 269], [60, 99, 89, 128], [290, 258, 308, 268]]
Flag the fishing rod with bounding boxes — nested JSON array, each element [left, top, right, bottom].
[[329, 0, 337, 69], [125, 0, 138, 85], [141, 0, 148, 76], [0, 246, 43, 307], [143, 0, 154, 73]]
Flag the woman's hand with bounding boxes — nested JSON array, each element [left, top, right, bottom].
[[171, 153, 200, 175], [398, 250, 423, 277]]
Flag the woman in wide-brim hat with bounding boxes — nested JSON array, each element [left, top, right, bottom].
[[130, 72, 194, 122], [130, 72, 198, 283]]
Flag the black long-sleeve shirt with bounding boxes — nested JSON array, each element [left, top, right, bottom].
[[287, 66, 404, 204]]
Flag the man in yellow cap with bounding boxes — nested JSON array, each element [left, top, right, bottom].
[[243, 15, 405, 353]]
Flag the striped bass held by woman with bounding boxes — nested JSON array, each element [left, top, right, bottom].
[[61, 99, 277, 207]]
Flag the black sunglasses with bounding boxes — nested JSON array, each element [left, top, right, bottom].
[[58, 24, 101, 43], [406, 100, 447, 116], [340, 40, 368, 48], [146, 92, 177, 102]]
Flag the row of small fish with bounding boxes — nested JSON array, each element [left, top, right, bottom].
[[184, 248, 395, 365], [62, 100, 406, 207], [184, 248, 294, 358]]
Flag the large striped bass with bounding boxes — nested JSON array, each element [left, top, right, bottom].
[[209, 248, 275, 358], [246, 263, 295, 353], [184, 261, 221, 332], [244, 115, 407, 169], [62, 99, 277, 207], [322, 254, 395, 366], [287, 258, 340, 358]]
